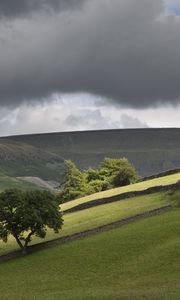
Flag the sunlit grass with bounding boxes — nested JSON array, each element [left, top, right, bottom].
[[0, 191, 169, 255], [62, 172, 180, 211], [0, 209, 179, 300]]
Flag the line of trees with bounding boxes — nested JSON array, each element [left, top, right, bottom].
[[59, 157, 139, 202]]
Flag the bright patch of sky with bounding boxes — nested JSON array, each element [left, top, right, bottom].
[[0, 95, 180, 137], [165, 0, 180, 15]]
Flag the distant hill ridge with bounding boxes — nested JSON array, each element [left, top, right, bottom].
[[1, 128, 180, 176], [1, 128, 180, 177]]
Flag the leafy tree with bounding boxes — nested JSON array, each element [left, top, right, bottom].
[[85, 168, 109, 191], [64, 160, 83, 188], [60, 160, 89, 202], [88, 179, 108, 192], [85, 168, 101, 182], [0, 189, 63, 254], [100, 157, 138, 187]]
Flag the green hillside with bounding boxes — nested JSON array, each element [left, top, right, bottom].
[[0, 128, 180, 187], [0, 171, 180, 299], [0, 208, 179, 300], [0, 140, 65, 183], [5, 128, 180, 176], [0, 171, 40, 191], [0, 172, 179, 255], [0, 191, 170, 255]]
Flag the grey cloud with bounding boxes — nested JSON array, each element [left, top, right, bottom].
[[0, 0, 85, 19], [65, 110, 148, 130], [0, 102, 120, 136], [64, 109, 119, 130], [120, 114, 148, 128], [0, 0, 180, 108]]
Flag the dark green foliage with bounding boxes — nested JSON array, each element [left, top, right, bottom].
[[86, 168, 101, 182], [85, 168, 109, 192], [0, 189, 63, 253], [60, 161, 93, 202], [101, 157, 138, 187], [59, 158, 138, 202], [88, 179, 108, 193]]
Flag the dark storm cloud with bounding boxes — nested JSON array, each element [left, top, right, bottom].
[[0, 0, 85, 19], [0, 0, 180, 108]]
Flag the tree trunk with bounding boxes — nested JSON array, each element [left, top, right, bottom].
[[14, 234, 28, 254], [14, 234, 24, 250], [13, 230, 35, 255], [22, 246, 27, 255]]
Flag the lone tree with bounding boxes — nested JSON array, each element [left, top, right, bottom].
[[0, 189, 63, 254]]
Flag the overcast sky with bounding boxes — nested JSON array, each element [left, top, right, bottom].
[[0, 0, 180, 136]]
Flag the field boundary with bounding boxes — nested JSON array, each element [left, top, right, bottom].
[[64, 182, 180, 214], [0, 205, 172, 263], [142, 168, 180, 181]]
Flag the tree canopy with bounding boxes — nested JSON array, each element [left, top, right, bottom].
[[0, 189, 63, 254], [59, 157, 138, 202], [60, 160, 93, 202], [100, 157, 138, 187]]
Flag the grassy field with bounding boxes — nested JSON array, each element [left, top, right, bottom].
[[62, 172, 180, 211], [1, 172, 179, 255], [1, 129, 180, 298], [0, 209, 179, 300], [0, 191, 171, 256]]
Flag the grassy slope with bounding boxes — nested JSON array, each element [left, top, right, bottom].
[[1, 173, 179, 255], [1, 128, 180, 184], [0, 209, 179, 300], [0, 141, 65, 181], [8, 128, 180, 176], [0, 171, 39, 191], [62, 172, 180, 211], [0, 191, 170, 255]]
